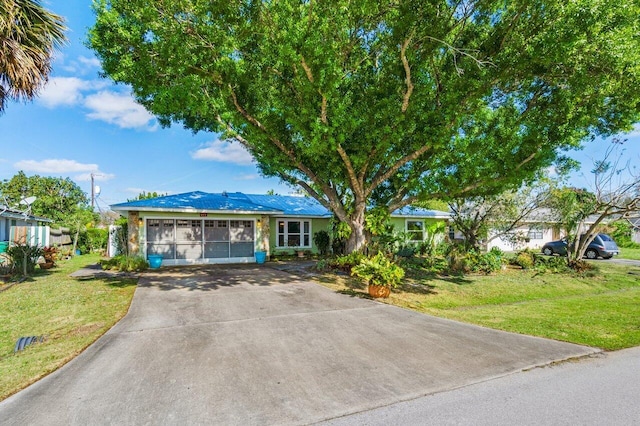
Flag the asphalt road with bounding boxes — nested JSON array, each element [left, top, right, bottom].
[[321, 346, 640, 425]]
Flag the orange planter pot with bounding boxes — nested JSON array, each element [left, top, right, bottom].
[[368, 284, 390, 298]]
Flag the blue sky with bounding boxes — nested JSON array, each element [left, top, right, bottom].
[[0, 1, 638, 212]]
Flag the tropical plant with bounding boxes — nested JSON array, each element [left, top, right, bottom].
[[0, 0, 66, 112], [99, 255, 148, 272], [351, 252, 405, 288], [6, 243, 43, 276], [313, 230, 331, 256]]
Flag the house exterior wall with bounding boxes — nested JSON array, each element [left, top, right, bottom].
[[388, 217, 448, 243], [269, 217, 331, 254], [487, 225, 554, 252]]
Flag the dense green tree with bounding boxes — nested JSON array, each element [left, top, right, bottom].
[[90, 0, 640, 252], [127, 191, 167, 202], [0, 0, 66, 112], [0, 171, 91, 224]]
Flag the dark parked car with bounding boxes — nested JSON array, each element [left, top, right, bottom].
[[541, 233, 619, 259]]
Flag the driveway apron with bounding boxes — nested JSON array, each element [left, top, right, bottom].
[[0, 265, 598, 425]]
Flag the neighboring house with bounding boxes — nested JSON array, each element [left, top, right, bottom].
[[629, 217, 640, 244], [110, 191, 451, 266], [486, 210, 607, 252], [0, 205, 52, 244]]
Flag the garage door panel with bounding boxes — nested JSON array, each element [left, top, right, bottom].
[[230, 242, 254, 258], [204, 242, 230, 258], [176, 243, 203, 260], [147, 243, 175, 259]]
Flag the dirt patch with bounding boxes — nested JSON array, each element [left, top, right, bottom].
[[68, 323, 105, 337]]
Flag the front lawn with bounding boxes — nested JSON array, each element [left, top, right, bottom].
[[0, 254, 137, 401], [315, 262, 640, 351], [619, 247, 640, 260]]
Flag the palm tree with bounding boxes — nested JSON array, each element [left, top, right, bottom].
[[0, 0, 66, 113]]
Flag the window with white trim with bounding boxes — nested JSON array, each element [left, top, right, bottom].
[[527, 227, 543, 240], [277, 219, 311, 248], [406, 220, 425, 241]]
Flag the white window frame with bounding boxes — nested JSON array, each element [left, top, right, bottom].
[[276, 219, 312, 248], [405, 219, 425, 242], [527, 227, 544, 240]]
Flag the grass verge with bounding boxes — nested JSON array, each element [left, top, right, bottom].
[[314, 262, 640, 351], [0, 253, 137, 401], [619, 247, 640, 260]]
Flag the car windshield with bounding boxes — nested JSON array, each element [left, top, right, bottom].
[[599, 234, 613, 242]]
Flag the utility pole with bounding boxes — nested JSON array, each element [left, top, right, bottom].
[[91, 173, 95, 209]]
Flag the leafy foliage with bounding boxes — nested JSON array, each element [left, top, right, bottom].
[[6, 243, 43, 276], [99, 255, 148, 272], [351, 252, 405, 288], [90, 0, 640, 253], [0, 171, 93, 226], [312, 230, 331, 255]]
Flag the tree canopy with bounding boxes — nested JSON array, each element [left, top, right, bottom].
[[90, 0, 640, 252], [0, 171, 90, 225], [0, 0, 66, 112]]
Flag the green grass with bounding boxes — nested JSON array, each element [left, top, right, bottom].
[[619, 247, 640, 260], [316, 262, 640, 351], [0, 254, 137, 401]]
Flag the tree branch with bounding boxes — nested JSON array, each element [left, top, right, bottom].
[[400, 34, 414, 113]]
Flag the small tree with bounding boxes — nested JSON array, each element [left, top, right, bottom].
[[549, 141, 640, 264], [449, 180, 551, 251]]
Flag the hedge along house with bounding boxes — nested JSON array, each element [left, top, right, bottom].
[[110, 191, 450, 266]]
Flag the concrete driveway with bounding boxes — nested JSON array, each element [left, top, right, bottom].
[[0, 265, 598, 425]]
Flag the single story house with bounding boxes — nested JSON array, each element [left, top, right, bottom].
[[111, 191, 451, 266], [1, 205, 52, 244]]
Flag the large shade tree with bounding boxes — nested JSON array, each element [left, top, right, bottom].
[[0, 0, 66, 112], [90, 0, 640, 252]]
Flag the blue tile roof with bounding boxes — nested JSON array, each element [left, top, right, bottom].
[[111, 191, 450, 219]]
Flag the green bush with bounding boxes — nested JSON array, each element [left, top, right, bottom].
[[6, 244, 44, 275], [100, 255, 149, 272], [351, 252, 405, 288], [313, 230, 331, 255], [513, 249, 536, 270], [331, 252, 366, 272], [534, 255, 571, 273], [467, 247, 505, 274]]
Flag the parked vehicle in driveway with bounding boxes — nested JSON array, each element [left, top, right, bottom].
[[541, 234, 619, 259]]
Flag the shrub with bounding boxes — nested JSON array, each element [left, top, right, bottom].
[[331, 252, 366, 272], [313, 230, 331, 255], [100, 255, 149, 272], [534, 255, 571, 273], [468, 247, 505, 274], [351, 252, 405, 288], [513, 249, 536, 270], [6, 244, 44, 275]]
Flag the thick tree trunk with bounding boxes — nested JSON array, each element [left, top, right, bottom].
[[345, 202, 367, 254]]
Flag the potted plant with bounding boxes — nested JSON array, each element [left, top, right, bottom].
[[351, 252, 405, 298]]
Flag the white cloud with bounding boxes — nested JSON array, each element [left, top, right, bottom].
[[234, 174, 260, 180], [15, 159, 99, 174], [13, 159, 114, 181], [191, 139, 254, 165], [84, 91, 156, 130], [39, 77, 91, 107], [78, 56, 102, 69]]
